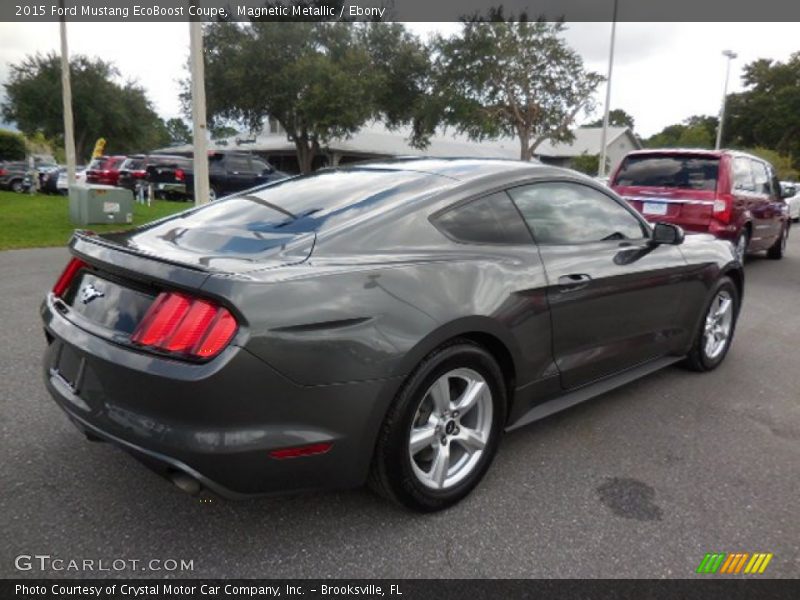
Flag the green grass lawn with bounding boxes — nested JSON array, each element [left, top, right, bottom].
[[0, 191, 189, 250]]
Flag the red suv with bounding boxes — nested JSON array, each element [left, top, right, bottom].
[[85, 155, 127, 186], [611, 149, 791, 260]]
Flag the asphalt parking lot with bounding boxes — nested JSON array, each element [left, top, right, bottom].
[[1, 236, 798, 579]]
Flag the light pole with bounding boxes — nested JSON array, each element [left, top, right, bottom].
[[715, 49, 737, 150], [598, 0, 618, 178], [189, 19, 210, 206], [58, 0, 76, 189]]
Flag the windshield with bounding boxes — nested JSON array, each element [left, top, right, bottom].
[[121, 158, 146, 170], [615, 154, 719, 190]]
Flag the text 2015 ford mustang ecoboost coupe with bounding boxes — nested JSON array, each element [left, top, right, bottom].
[[41, 158, 743, 511]]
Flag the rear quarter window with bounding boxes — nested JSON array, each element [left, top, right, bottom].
[[432, 192, 533, 245]]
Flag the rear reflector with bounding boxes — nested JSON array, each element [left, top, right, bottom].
[[52, 258, 88, 297], [269, 442, 333, 460], [131, 292, 238, 359]]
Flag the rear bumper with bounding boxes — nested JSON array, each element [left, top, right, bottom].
[[155, 182, 187, 195], [41, 295, 399, 497]]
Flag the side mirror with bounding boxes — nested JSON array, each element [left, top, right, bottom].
[[650, 222, 685, 245]]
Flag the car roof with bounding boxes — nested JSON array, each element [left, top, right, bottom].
[[340, 157, 570, 183], [623, 148, 768, 162]]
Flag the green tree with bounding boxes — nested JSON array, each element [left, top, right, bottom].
[[1, 52, 169, 161], [0, 129, 26, 160], [644, 115, 718, 149], [165, 118, 192, 145], [431, 14, 603, 161], [570, 152, 610, 176], [189, 22, 430, 173], [725, 53, 800, 162], [584, 108, 635, 130], [210, 124, 239, 140]]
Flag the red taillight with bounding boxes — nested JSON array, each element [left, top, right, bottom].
[[269, 442, 333, 460], [131, 292, 238, 359], [0, 168, 7, 176], [52, 258, 88, 298], [713, 193, 734, 224], [133, 170, 147, 178], [175, 168, 185, 182]]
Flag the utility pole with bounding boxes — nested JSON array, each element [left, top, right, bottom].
[[59, 0, 77, 188], [598, 0, 618, 178], [715, 50, 738, 150], [189, 19, 210, 206]]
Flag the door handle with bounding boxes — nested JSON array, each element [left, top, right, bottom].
[[557, 273, 592, 292]]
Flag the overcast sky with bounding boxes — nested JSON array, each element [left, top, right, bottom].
[[0, 21, 798, 137]]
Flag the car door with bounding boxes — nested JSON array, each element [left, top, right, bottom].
[[223, 155, 255, 192], [251, 158, 275, 185], [748, 159, 779, 250], [507, 180, 691, 390]]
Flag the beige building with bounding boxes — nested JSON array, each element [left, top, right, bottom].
[[159, 123, 640, 174]]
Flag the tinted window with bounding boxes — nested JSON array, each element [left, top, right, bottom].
[[226, 155, 251, 172], [733, 157, 755, 191], [121, 158, 146, 170], [252, 159, 270, 171], [615, 154, 719, 190], [433, 192, 532, 245], [508, 182, 646, 244], [88, 159, 105, 170]]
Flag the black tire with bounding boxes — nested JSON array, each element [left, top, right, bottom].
[[766, 223, 788, 260], [10, 179, 24, 193], [369, 340, 506, 512], [682, 276, 739, 372]]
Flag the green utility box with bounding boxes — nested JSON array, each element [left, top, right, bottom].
[[69, 185, 134, 226]]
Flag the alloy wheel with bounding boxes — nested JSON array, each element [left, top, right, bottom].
[[703, 290, 734, 360], [408, 368, 493, 490]]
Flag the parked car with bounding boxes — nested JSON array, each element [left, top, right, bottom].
[[41, 158, 744, 511], [119, 154, 191, 199], [144, 155, 193, 200], [85, 155, 127, 186], [146, 152, 287, 201], [611, 149, 791, 261], [41, 166, 65, 195], [55, 167, 87, 195], [780, 181, 800, 222], [0, 161, 29, 192]]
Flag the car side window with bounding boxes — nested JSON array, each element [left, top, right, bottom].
[[227, 156, 250, 172], [733, 157, 755, 192], [433, 191, 533, 245], [252, 159, 271, 173], [508, 182, 647, 244], [751, 160, 771, 195]]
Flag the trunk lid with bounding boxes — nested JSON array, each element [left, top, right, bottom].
[[58, 195, 315, 342]]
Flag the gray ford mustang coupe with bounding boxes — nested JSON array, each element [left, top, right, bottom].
[[41, 158, 743, 511]]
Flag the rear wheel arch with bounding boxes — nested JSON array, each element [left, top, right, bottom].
[[722, 267, 744, 310], [393, 318, 521, 405]]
